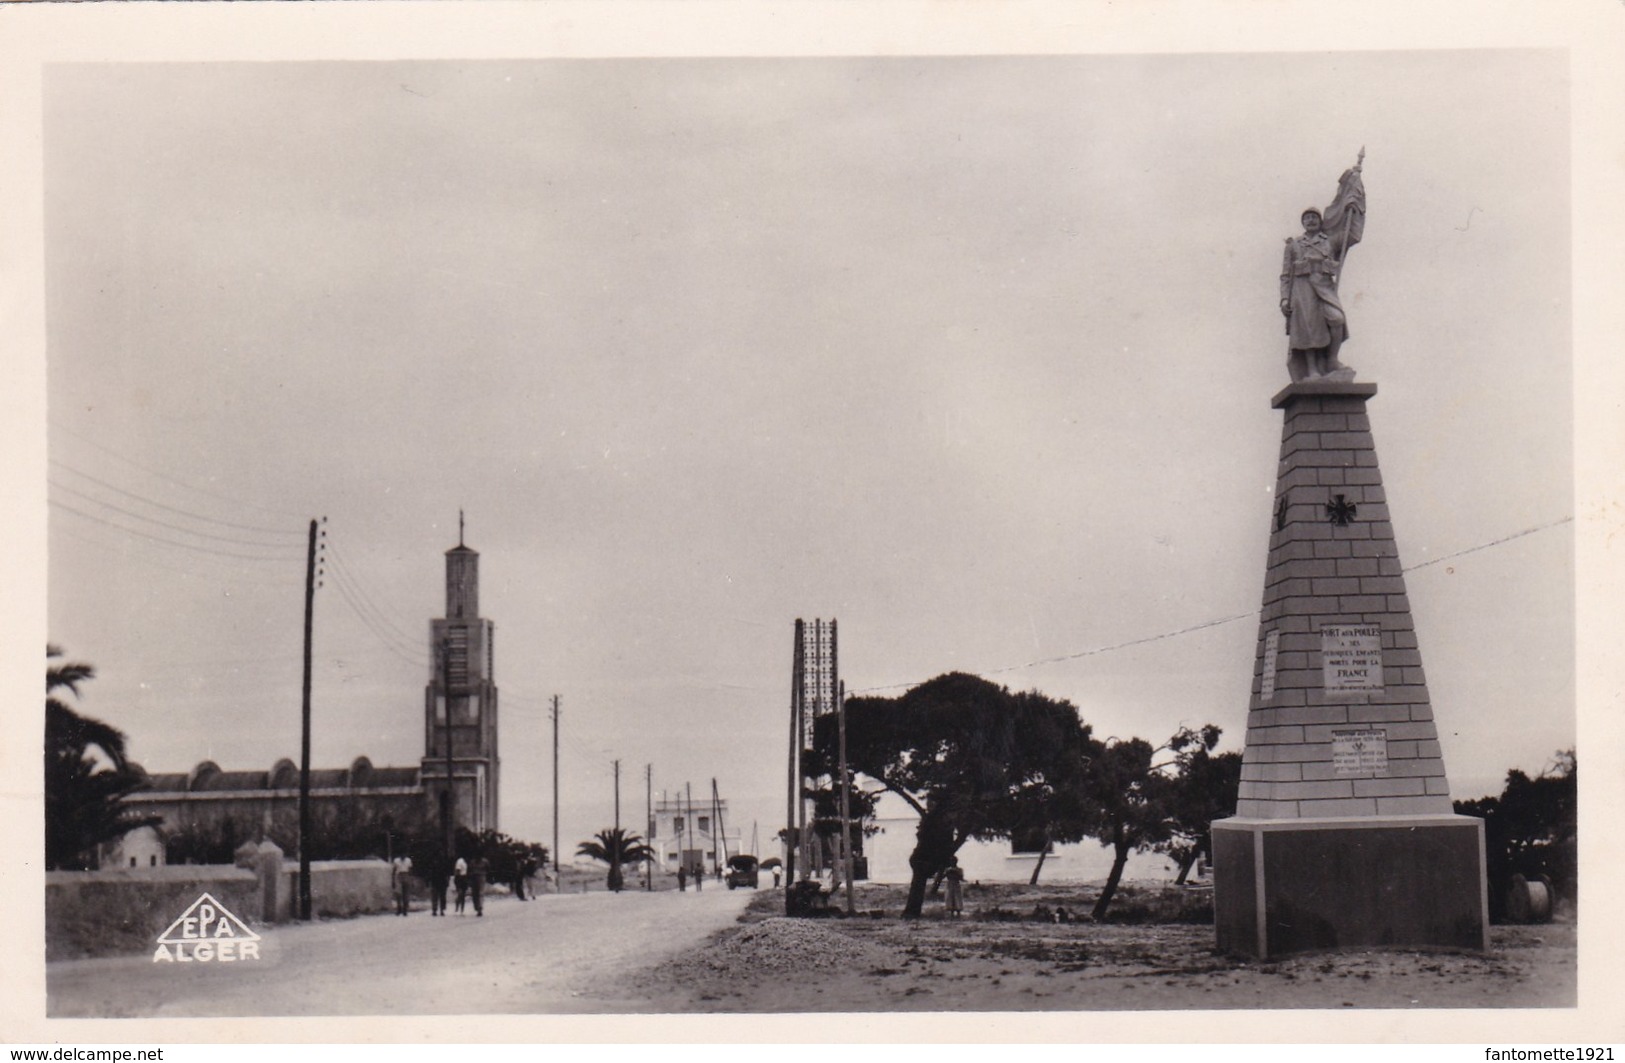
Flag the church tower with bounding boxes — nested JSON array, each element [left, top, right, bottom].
[[421, 516, 500, 834]]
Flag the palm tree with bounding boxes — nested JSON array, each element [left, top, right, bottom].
[[45, 646, 158, 869], [576, 827, 653, 892]]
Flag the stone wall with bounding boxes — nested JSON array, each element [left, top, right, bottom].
[[269, 860, 394, 923], [46, 865, 260, 961]]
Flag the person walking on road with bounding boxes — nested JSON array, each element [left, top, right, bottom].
[[470, 855, 488, 916], [453, 856, 469, 915], [429, 855, 449, 917], [392, 855, 413, 916], [677, 864, 687, 892]]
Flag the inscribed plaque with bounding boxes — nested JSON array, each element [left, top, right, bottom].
[[1332, 728, 1389, 775], [1259, 629, 1280, 701], [1321, 624, 1383, 693]]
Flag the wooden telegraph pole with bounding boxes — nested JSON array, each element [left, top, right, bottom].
[[785, 618, 803, 912], [551, 695, 560, 893], [297, 518, 323, 922], [645, 764, 653, 891], [839, 679, 855, 915], [442, 637, 455, 867], [686, 781, 698, 889], [711, 777, 724, 879]]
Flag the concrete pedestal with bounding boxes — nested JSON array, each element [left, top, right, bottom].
[[1213, 815, 1488, 958]]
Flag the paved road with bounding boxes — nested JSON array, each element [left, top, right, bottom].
[[48, 886, 754, 1017]]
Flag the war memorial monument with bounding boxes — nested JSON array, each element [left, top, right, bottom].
[[1211, 153, 1492, 958]]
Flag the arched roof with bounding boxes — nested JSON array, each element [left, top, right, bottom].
[[270, 759, 299, 789]]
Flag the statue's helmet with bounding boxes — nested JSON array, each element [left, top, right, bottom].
[[1300, 207, 1323, 223]]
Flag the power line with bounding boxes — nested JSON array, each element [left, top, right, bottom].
[[324, 560, 430, 669], [49, 498, 307, 563], [49, 481, 307, 555], [1406, 516, 1572, 571], [326, 546, 426, 652], [49, 421, 306, 521], [325, 551, 428, 659], [327, 581, 427, 669], [48, 459, 307, 540], [853, 515, 1572, 696], [50, 519, 299, 586]]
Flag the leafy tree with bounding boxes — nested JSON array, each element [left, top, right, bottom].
[[389, 825, 550, 898], [576, 827, 653, 892], [163, 817, 247, 866], [1455, 750, 1577, 921], [798, 753, 882, 876], [1075, 736, 1170, 920], [1155, 729, 1242, 884], [1002, 691, 1094, 885], [825, 673, 1089, 918], [1075, 724, 1227, 919], [45, 646, 159, 869], [467, 828, 548, 898], [280, 799, 434, 862]]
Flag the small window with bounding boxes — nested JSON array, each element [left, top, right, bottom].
[[150, 855, 158, 867], [673, 816, 684, 834], [130, 857, 137, 867], [698, 816, 710, 834]]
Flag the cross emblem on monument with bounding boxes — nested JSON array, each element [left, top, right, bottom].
[[1325, 494, 1358, 526]]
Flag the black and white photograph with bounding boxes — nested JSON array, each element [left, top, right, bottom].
[[4, 0, 1622, 1046]]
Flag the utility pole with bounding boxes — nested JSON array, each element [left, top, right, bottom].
[[786, 618, 803, 912], [839, 679, 855, 915], [297, 517, 323, 922], [613, 759, 621, 832], [551, 695, 560, 893], [832, 621, 853, 912], [711, 778, 724, 878], [441, 637, 455, 867], [686, 781, 698, 888], [645, 764, 653, 891]]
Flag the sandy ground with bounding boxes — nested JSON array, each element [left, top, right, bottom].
[[47, 880, 1576, 1017], [616, 882, 1578, 1013]]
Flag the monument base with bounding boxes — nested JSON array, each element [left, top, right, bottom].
[[1211, 814, 1488, 959]]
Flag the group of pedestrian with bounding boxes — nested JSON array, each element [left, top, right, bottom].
[[391, 853, 487, 917]]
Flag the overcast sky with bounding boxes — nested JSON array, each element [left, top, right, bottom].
[[42, 51, 1573, 853]]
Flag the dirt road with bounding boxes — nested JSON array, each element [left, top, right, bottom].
[[47, 886, 752, 1017]]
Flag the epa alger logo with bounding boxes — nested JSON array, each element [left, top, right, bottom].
[[153, 892, 262, 963]]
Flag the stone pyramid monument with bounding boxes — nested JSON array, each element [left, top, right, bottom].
[[1211, 156, 1488, 958], [1235, 381, 1454, 821]]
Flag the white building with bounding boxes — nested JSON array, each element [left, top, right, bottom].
[[98, 825, 166, 869], [859, 792, 1180, 885], [648, 794, 743, 877]]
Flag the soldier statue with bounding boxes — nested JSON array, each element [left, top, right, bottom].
[[1282, 149, 1366, 383]]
